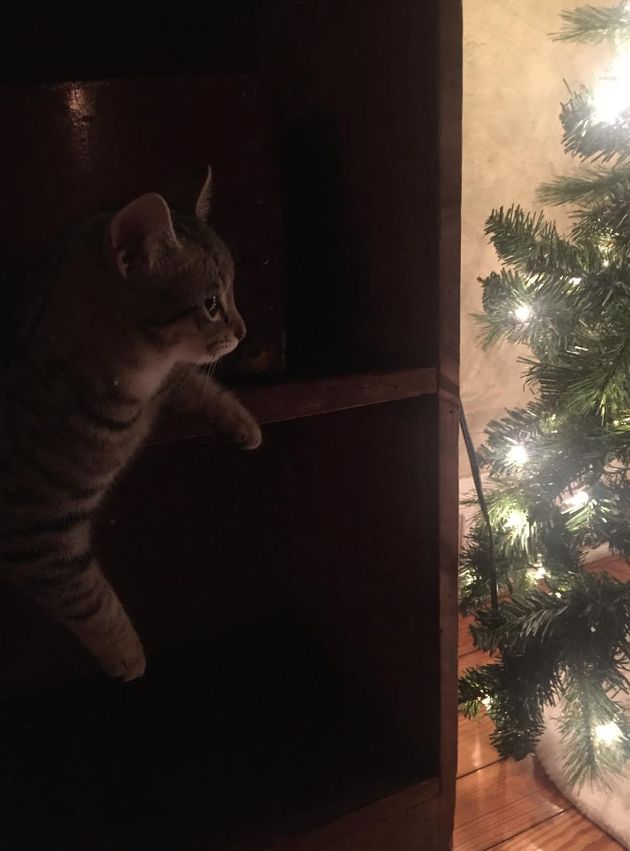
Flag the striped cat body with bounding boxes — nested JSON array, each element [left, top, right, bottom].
[[0, 173, 261, 680]]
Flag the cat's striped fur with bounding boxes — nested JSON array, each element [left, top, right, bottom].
[[0, 178, 261, 680]]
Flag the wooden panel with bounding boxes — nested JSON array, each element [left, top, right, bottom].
[[1, 401, 441, 768], [262, 0, 441, 373], [269, 783, 440, 851], [490, 809, 623, 850], [0, 4, 460, 848], [302, 799, 441, 851], [437, 3, 462, 844], [438, 379, 460, 848], [274, 399, 441, 773], [153, 368, 438, 442], [0, 399, 446, 848], [437, 371, 460, 850], [0, 75, 285, 377], [1, 622, 431, 851], [454, 757, 568, 851], [0, 4, 261, 83]]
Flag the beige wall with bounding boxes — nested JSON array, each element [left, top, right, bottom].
[[461, 0, 608, 474]]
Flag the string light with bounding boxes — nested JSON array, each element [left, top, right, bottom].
[[592, 52, 630, 124], [506, 443, 528, 466], [513, 304, 532, 323], [595, 722, 623, 744], [569, 276, 583, 287], [527, 554, 547, 582], [482, 696, 493, 709], [506, 509, 527, 529], [565, 489, 590, 509], [598, 235, 615, 268]]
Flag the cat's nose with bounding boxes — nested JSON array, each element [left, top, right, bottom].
[[233, 318, 246, 341]]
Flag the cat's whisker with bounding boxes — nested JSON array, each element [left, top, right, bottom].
[[172, 363, 199, 397], [200, 362, 213, 406]]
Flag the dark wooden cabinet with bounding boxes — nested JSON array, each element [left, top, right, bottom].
[[0, 2, 461, 848]]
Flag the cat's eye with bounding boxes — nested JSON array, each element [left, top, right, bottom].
[[204, 295, 220, 319]]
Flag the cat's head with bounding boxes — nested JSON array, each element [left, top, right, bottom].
[[107, 168, 246, 365]]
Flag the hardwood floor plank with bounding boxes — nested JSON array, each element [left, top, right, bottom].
[[490, 808, 623, 850], [458, 651, 502, 776], [588, 556, 630, 583], [459, 613, 477, 657], [453, 757, 568, 851], [458, 711, 500, 778], [459, 649, 494, 677]]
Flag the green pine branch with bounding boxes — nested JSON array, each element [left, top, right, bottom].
[[477, 269, 581, 354], [560, 674, 630, 788], [569, 203, 630, 260], [459, 574, 630, 786], [552, 4, 630, 44], [524, 325, 630, 417], [560, 86, 630, 163], [485, 205, 594, 273], [538, 166, 630, 207]]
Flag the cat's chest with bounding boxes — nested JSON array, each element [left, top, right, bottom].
[[88, 403, 158, 468], [1, 376, 155, 472]]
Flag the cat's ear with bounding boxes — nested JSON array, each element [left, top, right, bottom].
[[109, 193, 180, 279], [194, 165, 213, 222]]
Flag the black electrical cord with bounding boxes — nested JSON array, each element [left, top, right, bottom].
[[459, 401, 499, 612]]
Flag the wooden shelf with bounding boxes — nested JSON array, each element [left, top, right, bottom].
[[0, 620, 434, 851], [152, 367, 438, 444], [0, 0, 460, 845]]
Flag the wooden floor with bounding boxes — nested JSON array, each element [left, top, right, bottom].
[[454, 556, 628, 850]]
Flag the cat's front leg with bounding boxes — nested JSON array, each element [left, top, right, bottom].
[[209, 388, 263, 450], [166, 369, 262, 450], [13, 549, 145, 681]]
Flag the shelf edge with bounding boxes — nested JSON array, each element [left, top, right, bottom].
[[151, 367, 438, 445]]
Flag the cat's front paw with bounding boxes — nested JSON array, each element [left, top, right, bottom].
[[99, 636, 146, 682], [118, 648, 147, 682], [216, 405, 262, 450]]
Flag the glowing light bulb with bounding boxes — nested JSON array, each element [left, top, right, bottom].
[[595, 722, 623, 744], [593, 52, 630, 124], [482, 696, 493, 709], [507, 444, 528, 466], [513, 304, 532, 323], [506, 510, 527, 529], [565, 489, 589, 509]]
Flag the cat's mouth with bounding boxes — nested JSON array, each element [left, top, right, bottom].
[[200, 337, 239, 364]]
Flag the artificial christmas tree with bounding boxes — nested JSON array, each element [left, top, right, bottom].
[[460, 1, 630, 788]]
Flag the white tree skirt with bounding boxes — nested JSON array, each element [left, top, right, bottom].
[[537, 701, 630, 848]]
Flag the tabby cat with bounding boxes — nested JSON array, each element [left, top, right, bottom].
[[0, 169, 261, 681]]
